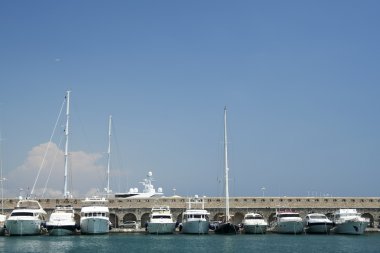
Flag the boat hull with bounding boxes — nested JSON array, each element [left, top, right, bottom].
[[80, 218, 109, 234], [243, 224, 267, 234], [46, 223, 77, 236], [333, 221, 368, 235], [5, 219, 44, 236], [305, 222, 333, 234], [271, 221, 304, 234], [214, 222, 239, 234], [181, 220, 209, 234], [147, 222, 176, 234]]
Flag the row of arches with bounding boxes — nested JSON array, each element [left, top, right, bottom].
[[107, 211, 377, 228]]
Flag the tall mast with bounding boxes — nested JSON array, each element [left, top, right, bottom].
[[224, 106, 230, 221], [106, 115, 112, 197], [0, 129, 4, 213], [63, 90, 70, 198]]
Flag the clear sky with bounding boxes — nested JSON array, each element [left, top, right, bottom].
[[0, 0, 379, 198]]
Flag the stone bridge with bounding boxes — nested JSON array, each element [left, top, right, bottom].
[[2, 196, 379, 228]]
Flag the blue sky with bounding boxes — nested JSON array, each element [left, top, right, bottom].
[[0, 0, 379, 198]]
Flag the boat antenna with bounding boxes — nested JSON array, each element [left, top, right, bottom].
[[224, 106, 230, 222], [63, 90, 71, 198], [106, 115, 112, 197]]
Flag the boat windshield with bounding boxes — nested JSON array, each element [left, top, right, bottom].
[[278, 213, 299, 218], [186, 214, 207, 219], [152, 215, 171, 219], [11, 212, 34, 217], [245, 216, 263, 220], [83, 212, 108, 217], [310, 215, 326, 219]]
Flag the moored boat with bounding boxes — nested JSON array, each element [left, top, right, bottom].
[[180, 196, 210, 234], [242, 213, 268, 234], [332, 209, 369, 235], [304, 213, 333, 234], [146, 206, 177, 234], [270, 210, 304, 234], [80, 197, 110, 234], [5, 199, 47, 236], [46, 205, 78, 236]]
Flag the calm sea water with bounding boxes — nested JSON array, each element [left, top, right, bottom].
[[1, 233, 380, 253]]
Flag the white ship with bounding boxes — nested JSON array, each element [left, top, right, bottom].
[[80, 197, 110, 234], [114, 171, 163, 198], [146, 206, 176, 234], [180, 196, 210, 234], [304, 213, 333, 234], [270, 210, 304, 234], [5, 199, 47, 236], [332, 209, 369, 235], [242, 213, 268, 234], [46, 205, 78, 236]]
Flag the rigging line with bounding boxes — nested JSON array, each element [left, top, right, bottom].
[[30, 96, 66, 196], [41, 133, 63, 197], [111, 118, 125, 192]]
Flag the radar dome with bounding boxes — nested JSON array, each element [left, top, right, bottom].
[[148, 171, 153, 177], [157, 187, 163, 193]]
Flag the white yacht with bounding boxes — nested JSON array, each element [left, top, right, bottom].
[[304, 213, 333, 234], [146, 206, 177, 234], [46, 205, 78, 235], [114, 171, 163, 198], [332, 209, 369, 235], [180, 196, 210, 234], [80, 197, 110, 234], [270, 210, 304, 234], [242, 213, 268, 234], [5, 199, 47, 235]]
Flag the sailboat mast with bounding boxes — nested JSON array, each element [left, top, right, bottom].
[[224, 106, 230, 221], [106, 115, 112, 197], [63, 90, 70, 198], [0, 129, 4, 213]]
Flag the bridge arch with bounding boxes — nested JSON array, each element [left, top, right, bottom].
[[362, 213, 374, 227], [110, 213, 119, 227], [176, 213, 183, 223], [123, 213, 137, 222], [213, 212, 224, 221], [231, 212, 244, 225], [268, 212, 276, 224], [140, 213, 150, 229]]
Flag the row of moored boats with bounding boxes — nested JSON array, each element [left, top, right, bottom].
[[0, 197, 112, 236], [0, 196, 369, 236], [144, 204, 370, 235]]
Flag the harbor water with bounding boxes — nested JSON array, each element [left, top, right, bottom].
[[1, 233, 380, 253]]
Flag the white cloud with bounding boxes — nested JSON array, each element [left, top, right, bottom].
[[6, 142, 108, 198]]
